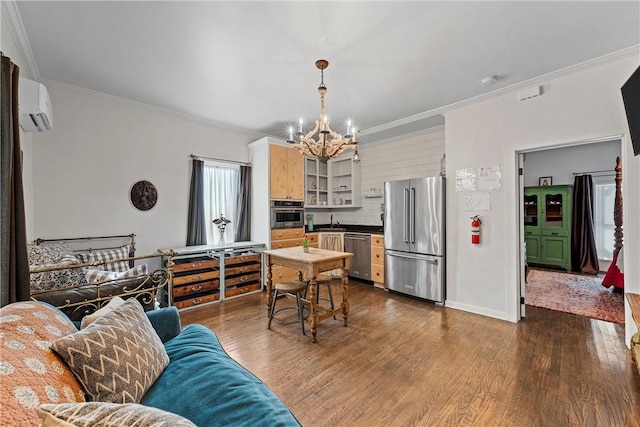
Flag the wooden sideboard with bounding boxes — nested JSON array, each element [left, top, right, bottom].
[[159, 242, 265, 311]]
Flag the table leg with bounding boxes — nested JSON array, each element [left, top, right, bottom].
[[341, 269, 349, 327], [308, 276, 318, 343], [265, 258, 273, 313]]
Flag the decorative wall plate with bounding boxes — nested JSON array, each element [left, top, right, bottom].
[[130, 180, 157, 211]]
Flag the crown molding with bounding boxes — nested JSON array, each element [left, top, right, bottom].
[[360, 45, 640, 137], [1, 0, 39, 79]]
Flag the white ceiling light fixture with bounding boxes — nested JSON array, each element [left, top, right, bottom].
[[287, 59, 357, 163]]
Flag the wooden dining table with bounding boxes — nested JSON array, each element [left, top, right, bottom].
[[263, 247, 353, 343]]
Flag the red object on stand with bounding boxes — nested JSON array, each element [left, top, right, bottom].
[[602, 250, 624, 290], [471, 216, 481, 245]]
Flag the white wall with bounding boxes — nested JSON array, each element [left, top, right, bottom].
[[1, 8, 34, 239], [30, 84, 257, 260], [317, 129, 445, 226], [445, 54, 640, 343]]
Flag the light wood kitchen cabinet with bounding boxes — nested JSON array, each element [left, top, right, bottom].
[[371, 234, 385, 287], [270, 144, 304, 200], [269, 227, 305, 283]]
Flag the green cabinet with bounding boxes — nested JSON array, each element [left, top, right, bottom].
[[524, 185, 572, 271]]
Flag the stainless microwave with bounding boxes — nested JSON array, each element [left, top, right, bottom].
[[270, 200, 304, 229]]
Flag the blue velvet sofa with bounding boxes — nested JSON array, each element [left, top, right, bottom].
[[137, 306, 301, 426]]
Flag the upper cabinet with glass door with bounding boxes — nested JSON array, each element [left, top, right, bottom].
[[524, 185, 572, 234], [543, 192, 566, 229]]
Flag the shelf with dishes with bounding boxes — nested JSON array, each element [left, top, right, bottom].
[[304, 153, 361, 208]]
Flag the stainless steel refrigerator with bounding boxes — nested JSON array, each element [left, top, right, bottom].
[[384, 176, 445, 304]]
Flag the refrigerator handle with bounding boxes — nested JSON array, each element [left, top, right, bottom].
[[403, 187, 409, 243], [410, 187, 416, 243]]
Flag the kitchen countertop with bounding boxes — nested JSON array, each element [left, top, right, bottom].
[[306, 224, 384, 234]]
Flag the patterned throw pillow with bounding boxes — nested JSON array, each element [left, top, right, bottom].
[[28, 243, 86, 291], [37, 402, 196, 426], [50, 298, 169, 403], [75, 246, 131, 273], [0, 302, 86, 426], [84, 263, 148, 284]]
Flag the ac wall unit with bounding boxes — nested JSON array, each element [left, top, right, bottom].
[[18, 78, 53, 132]]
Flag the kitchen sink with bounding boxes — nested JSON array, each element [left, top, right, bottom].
[[314, 227, 346, 232]]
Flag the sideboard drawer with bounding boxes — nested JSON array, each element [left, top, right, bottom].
[[225, 262, 261, 277], [225, 272, 261, 287], [173, 270, 220, 286], [173, 256, 219, 273], [225, 253, 260, 266], [173, 293, 219, 309], [172, 280, 219, 298]]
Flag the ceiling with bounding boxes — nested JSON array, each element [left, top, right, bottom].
[[7, 1, 640, 143]]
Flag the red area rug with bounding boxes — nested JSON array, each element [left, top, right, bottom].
[[525, 268, 625, 324]]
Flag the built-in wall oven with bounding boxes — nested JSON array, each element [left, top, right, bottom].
[[270, 200, 304, 229]]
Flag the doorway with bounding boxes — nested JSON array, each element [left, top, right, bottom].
[[518, 138, 624, 323]]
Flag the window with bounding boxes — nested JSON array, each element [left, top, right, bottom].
[[203, 162, 239, 244], [593, 178, 616, 261]]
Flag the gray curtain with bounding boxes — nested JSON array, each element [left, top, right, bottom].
[[234, 165, 251, 242], [186, 159, 206, 245], [1, 54, 30, 306], [571, 174, 599, 274]]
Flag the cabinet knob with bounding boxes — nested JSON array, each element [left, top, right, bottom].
[[192, 285, 203, 291]]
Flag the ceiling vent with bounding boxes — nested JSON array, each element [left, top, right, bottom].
[[18, 78, 53, 132]]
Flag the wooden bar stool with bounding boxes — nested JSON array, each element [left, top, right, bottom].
[[268, 280, 308, 335], [304, 275, 335, 318]]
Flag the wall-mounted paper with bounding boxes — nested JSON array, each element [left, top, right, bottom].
[[455, 168, 476, 191], [477, 166, 502, 190], [456, 165, 502, 191], [463, 192, 491, 211]]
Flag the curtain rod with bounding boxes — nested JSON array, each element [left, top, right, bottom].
[[572, 169, 615, 176], [189, 154, 250, 167]]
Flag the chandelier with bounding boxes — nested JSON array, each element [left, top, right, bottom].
[[287, 59, 359, 163]]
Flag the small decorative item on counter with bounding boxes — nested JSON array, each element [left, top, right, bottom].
[[306, 214, 314, 231], [302, 233, 309, 252], [213, 214, 231, 244]]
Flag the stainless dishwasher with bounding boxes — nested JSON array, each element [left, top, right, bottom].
[[344, 233, 371, 281]]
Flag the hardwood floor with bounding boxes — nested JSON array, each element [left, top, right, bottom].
[[180, 281, 640, 427]]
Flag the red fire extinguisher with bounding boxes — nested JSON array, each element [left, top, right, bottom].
[[471, 215, 481, 245]]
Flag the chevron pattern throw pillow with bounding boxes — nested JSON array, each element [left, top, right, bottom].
[[50, 298, 169, 403]]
